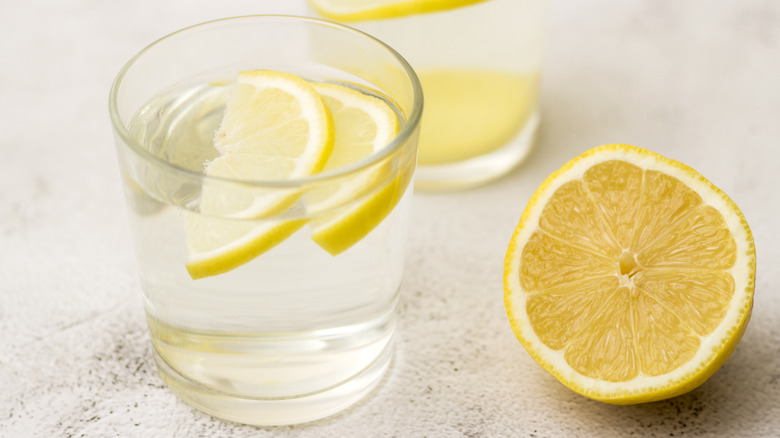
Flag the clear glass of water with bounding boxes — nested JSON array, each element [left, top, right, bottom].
[[108, 15, 422, 426], [310, 0, 546, 190]]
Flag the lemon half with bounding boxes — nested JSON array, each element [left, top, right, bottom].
[[504, 144, 755, 404]]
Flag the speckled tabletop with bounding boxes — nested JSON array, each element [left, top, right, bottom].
[[2, 1, 779, 437]]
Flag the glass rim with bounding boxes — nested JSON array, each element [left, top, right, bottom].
[[108, 14, 423, 189]]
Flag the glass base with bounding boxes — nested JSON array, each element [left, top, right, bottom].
[[152, 339, 394, 426], [414, 111, 541, 191]]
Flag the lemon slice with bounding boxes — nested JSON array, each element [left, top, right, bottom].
[[185, 216, 307, 280], [503, 144, 755, 404], [185, 70, 334, 279], [209, 70, 334, 217], [309, 0, 489, 21], [305, 82, 404, 255]]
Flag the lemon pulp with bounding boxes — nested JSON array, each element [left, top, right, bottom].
[[504, 144, 755, 403]]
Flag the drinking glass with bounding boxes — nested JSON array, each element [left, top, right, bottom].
[[310, 0, 546, 190], [109, 15, 422, 426]]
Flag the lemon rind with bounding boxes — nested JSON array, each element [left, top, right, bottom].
[[309, 0, 489, 22], [186, 219, 307, 280]]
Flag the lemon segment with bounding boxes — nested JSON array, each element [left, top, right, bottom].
[[416, 69, 538, 165], [504, 144, 755, 404], [185, 217, 307, 280], [309, 0, 489, 21], [312, 173, 410, 256], [184, 70, 334, 279], [305, 82, 403, 255]]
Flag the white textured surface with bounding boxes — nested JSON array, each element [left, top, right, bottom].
[[2, 1, 779, 437]]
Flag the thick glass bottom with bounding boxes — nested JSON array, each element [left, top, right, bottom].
[[152, 338, 394, 426], [414, 111, 541, 191]]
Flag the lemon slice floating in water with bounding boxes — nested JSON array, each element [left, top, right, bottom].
[[309, 0, 489, 21], [504, 144, 755, 404], [207, 70, 334, 218], [306, 82, 405, 255], [185, 70, 334, 279]]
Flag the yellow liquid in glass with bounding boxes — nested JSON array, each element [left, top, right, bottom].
[[416, 69, 539, 165]]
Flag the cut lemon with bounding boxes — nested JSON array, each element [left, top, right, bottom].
[[309, 0, 489, 21], [185, 70, 334, 279], [305, 82, 405, 255], [185, 216, 307, 280], [503, 144, 755, 404], [213, 70, 334, 206]]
